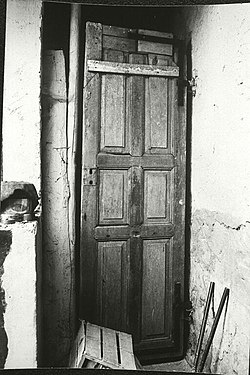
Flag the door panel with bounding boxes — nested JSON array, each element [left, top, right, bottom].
[[99, 170, 128, 225], [97, 240, 130, 331], [81, 22, 186, 363], [141, 239, 171, 340], [145, 77, 169, 152], [144, 170, 171, 223], [101, 75, 126, 150]]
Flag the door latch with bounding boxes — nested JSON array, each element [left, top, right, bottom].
[[83, 168, 97, 186]]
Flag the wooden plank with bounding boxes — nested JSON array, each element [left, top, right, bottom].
[[94, 223, 174, 240], [169, 78, 178, 154], [87, 60, 179, 77], [128, 54, 146, 157], [103, 24, 136, 38], [138, 40, 173, 56], [94, 225, 130, 240], [129, 167, 143, 227], [129, 237, 143, 345], [80, 185, 98, 319], [68, 320, 86, 367], [140, 223, 174, 238], [83, 22, 102, 167], [148, 53, 177, 67], [118, 331, 134, 353], [103, 48, 125, 64], [83, 73, 100, 167], [97, 153, 175, 169], [118, 332, 136, 369], [102, 328, 118, 366], [120, 350, 136, 369], [138, 29, 173, 39], [80, 22, 102, 320], [85, 323, 102, 360], [172, 51, 186, 358], [103, 35, 136, 52]]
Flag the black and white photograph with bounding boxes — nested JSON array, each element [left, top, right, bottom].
[[0, 0, 249, 374]]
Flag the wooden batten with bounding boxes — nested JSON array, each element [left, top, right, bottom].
[[87, 59, 179, 77], [138, 29, 173, 39]]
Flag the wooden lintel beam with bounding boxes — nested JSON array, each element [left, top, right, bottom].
[[87, 60, 179, 77]]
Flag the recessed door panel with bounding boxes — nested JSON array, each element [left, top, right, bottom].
[[97, 241, 129, 331], [99, 170, 128, 225], [101, 74, 127, 152], [145, 77, 170, 154], [144, 170, 171, 223], [141, 239, 172, 341]]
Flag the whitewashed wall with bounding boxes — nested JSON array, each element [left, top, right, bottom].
[[2, 222, 42, 368], [2, 0, 42, 194], [41, 49, 75, 366], [175, 5, 250, 375]]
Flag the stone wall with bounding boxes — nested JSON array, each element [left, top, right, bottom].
[[175, 5, 250, 374]]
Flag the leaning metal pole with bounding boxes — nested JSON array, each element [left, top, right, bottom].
[[194, 281, 215, 371], [197, 287, 230, 373]]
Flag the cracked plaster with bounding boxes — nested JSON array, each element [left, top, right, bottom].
[[174, 5, 250, 374]]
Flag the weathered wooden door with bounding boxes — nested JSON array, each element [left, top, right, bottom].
[[80, 22, 186, 363]]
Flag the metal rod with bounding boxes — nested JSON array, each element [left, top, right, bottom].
[[197, 287, 230, 373], [194, 281, 215, 371]]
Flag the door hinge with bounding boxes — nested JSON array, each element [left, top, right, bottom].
[[187, 76, 197, 97], [83, 168, 97, 186]]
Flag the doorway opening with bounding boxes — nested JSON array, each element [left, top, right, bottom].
[[41, 2, 190, 367]]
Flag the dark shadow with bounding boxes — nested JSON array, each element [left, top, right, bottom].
[[0, 0, 6, 185], [183, 38, 193, 357]]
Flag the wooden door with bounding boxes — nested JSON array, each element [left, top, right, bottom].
[[80, 22, 186, 363]]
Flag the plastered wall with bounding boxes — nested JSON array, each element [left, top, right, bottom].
[[1, 0, 43, 368], [2, 0, 42, 194], [175, 5, 250, 374], [41, 49, 75, 366], [0, 222, 42, 368]]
